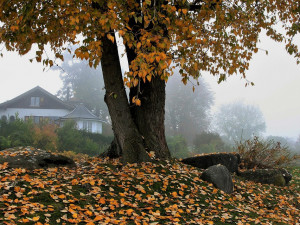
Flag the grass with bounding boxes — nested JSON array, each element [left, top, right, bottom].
[[0, 148, 299, 225]]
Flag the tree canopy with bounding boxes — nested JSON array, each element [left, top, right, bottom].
[[1, 0, 299, 90]]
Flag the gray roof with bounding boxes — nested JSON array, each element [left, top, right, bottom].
[[0, 86, 73, 110], [61, 103, 103, 121]]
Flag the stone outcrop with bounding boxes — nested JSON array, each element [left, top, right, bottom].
[[238, 168, 292, 186], [0, 147, 76, 170], [200, 164, 234, 194], [181, 153, 240, 173]]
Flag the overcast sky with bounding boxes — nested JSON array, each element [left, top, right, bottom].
[[0, 33, 299, 140]]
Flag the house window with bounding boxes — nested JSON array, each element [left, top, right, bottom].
[[30, 97, 40, 107], [1, 115, 7, 122], [83, 121, 87, 130], [82, 121, 92, 132], [88, 121, 92, 132], [49, 117, 59, 124], [9, 115, 15, 122], [33, 116, 40, 124]]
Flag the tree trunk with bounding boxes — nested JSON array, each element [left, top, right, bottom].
[[100, 33, 151, 164], [129, 77, 171, 159], [99, 0, 171, 161], [126, 37, 170, 159], [100, 46, 171, 160]]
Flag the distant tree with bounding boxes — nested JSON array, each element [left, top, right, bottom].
[[214, 102, 266, 144], [266, 135, 294, 148], [295, 135, 300, 152], [166, 135, 190, 159], [165, 72, 214, 144], [192, 132, 230, 154], [53, 52, 108, 120]]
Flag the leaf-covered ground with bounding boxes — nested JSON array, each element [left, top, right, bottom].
[[0, 148, 299, 225]]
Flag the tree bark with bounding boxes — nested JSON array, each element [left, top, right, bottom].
[[125, 7, 170, 159], [129, 77, 170, 159], [100, 46, 171, 160], [100, 33, 151, 163]]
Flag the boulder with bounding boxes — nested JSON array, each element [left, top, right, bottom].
[[181, 153, 240, 173], [0, 147, 76, 170], [238, 168, 292, 186], [200, 164, 234, 194], [279, 168, 292, 184]]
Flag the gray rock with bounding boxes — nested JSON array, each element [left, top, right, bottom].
[[200, 164, 234, 194], [181, 153, 240, 173], [238, 168, 292, 186], [0, 147, 76, 170], [279, 168, 292, 184]]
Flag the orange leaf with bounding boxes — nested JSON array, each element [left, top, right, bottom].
[[107, 34, 115, 43], [135, 99, 141, 106], [32, 216, 40, 222], [99, 197, 106, 204], [127, 209, 134, 216], [146, 75, 152, 82], [172, 192, 178, 197], [133, 78, 139, 87], [58, 194, 66, 199], [0, 162, 8, 169], [94, 215, 103, 221], [86, 222, 95, 225]]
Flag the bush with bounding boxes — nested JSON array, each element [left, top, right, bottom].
[[237, 136, 299, 169], [56, 120, 112, 156], [0, 116, 35, 148], [33, 123, 58, 151], [167, 135, 190, 159], [192, 132, 231, 154], [0, 136, 11, 150], [0, 117, 113, 155]]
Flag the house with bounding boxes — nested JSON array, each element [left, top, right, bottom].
[[0, 86, 105, 134], [60, 103, 104, 134]]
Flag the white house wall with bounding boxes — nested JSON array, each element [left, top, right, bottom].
[[95, 122, 102, 134], [74, 120, 102, 134], [0, 108, 70, 119], [76, 120, 84, 130]]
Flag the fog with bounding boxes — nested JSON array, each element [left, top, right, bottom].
[[0, 33, 300, 141]]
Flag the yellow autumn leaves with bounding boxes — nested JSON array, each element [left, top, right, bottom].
[[0, 152, 300, 224]]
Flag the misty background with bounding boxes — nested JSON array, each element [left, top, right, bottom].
[[0, 32, 300, 157]]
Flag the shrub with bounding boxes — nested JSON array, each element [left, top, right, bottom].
[[237, 136, 299, 169], [56, 120, 112, 156], [0, 116, 35, 148], [33, 123, 58, 151], [0, 136, 11, 150], [167, 135, 190, 159], [192, 132, 231, 154]]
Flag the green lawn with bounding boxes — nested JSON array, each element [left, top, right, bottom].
[[0, 150, 299, 225]]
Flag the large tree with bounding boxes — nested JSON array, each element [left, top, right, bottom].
[[0, 0, 299, 163], [214, 102, 266, 144]]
